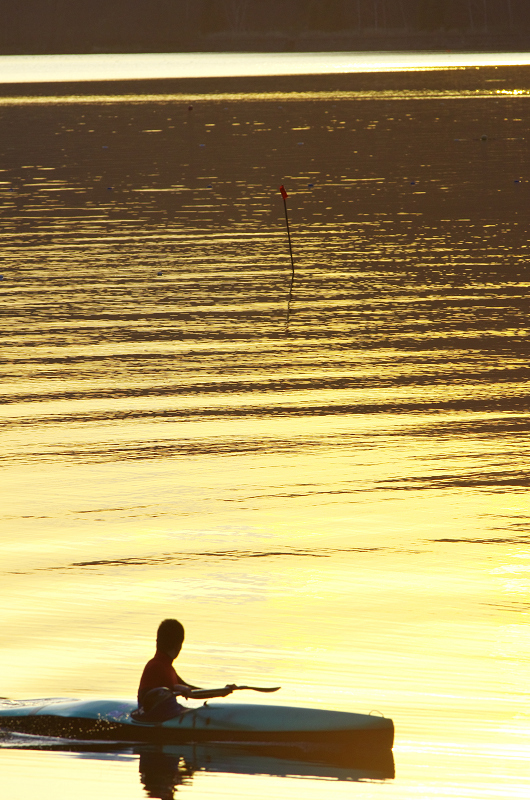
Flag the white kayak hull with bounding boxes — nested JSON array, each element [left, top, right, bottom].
[[0, 698, 394, 750]]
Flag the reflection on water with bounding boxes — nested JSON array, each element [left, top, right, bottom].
[[0, 735, 395, 783], [0, 734, 394, 797], [3, 51, 530, 85], [138, 742, 395, 794], [140, 749, 193, 799], [1, 64, 530, 799]]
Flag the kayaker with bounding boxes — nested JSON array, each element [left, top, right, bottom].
[[135, 618, 236, 721], [137, 618, 196, 707]]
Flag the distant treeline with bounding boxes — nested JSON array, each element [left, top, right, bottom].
[[0, 0, 528, 53]]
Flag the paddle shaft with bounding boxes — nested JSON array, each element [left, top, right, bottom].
[[184, 685, 280, 700]]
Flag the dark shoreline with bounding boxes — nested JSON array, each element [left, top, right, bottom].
[[2, 30, 530, 56], [1, 62, 530, 98]]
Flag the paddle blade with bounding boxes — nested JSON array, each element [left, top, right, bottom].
[[235, 685, 281, 693]]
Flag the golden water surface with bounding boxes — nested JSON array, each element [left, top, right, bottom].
[[1, 63, 529, 798]]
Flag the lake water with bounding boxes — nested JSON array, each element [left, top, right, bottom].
[[0, 52, 529, 799]]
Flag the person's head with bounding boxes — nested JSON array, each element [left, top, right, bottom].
[[157, 618, 185, 657]]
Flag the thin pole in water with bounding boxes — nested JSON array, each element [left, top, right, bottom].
[[279, 184, 295, 280], [279, 185, 295, 333]]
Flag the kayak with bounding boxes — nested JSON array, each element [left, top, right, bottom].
[[0, 698, 394, 751]]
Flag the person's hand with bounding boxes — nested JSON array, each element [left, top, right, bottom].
[[222, 684, 237, 696]]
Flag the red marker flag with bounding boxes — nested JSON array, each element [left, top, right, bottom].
[[279, 185, 288, 199]]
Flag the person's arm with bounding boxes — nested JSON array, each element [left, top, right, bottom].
[[172, 684, 236, 699], [186, 685, 237, 699], [172, 682, 203, 697], [172, 671, 201, 696], [172, 683, 191, 697]]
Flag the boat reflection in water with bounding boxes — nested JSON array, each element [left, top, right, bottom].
[[0, 733, 394, 796], [140, 741, 395, 796]]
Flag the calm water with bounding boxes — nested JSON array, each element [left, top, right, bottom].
[[1, 53, 530, 799]]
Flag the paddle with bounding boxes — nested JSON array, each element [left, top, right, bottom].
[[185, 685, 281, 700]]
